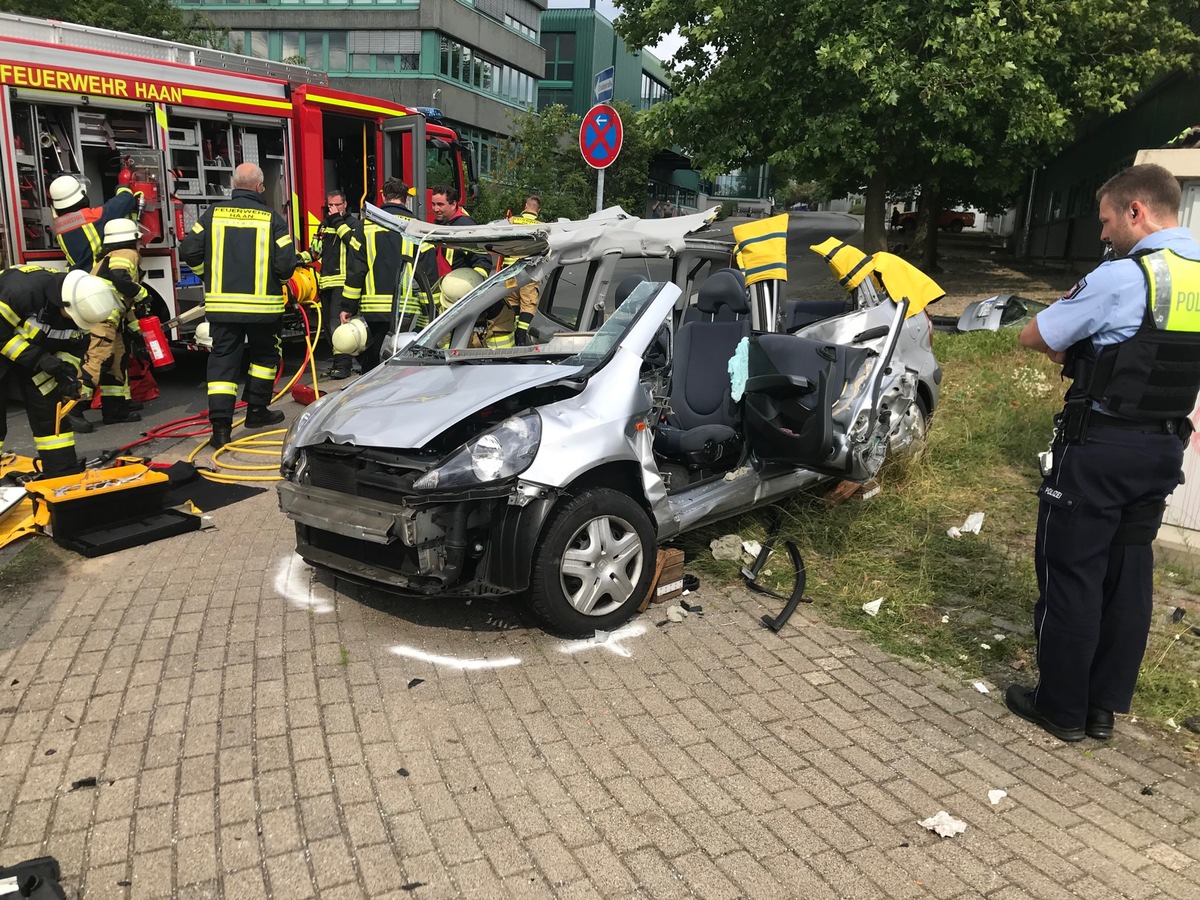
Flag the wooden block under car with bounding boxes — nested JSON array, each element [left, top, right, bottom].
[[652, 548, 685, 604], [822, 479, 882, 507]]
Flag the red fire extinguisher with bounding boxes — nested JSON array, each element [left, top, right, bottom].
[[131, 173, 163, 245], [138, 315, 176, 371]]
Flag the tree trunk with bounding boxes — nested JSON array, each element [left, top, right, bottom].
[[863, 165, 888, 253], [918, 184, 941, 273]]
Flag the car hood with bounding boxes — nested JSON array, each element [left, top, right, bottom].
[[294, 361, 585, 450]]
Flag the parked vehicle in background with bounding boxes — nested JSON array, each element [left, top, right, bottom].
[[896, 209, 975, 232], [0, 12, 474, 345], [277, 209, 941, 636]]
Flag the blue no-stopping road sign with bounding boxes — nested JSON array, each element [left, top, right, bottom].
[[579, 103, 623, 170]]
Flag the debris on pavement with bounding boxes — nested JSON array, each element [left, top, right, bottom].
[[397, 768, 410, 777], [69, 777, 100, 791], [1171, 606, 1185, 623], [919, 811, 967, 838], [666, 604, 689, 623], [407, 678, 424, 689], [862, 597, 884, 617], [972, 682, 989, 694], [710, 534, 743, 561], [1141, 786, 1155, 796], [988, 790, 1007, 805]]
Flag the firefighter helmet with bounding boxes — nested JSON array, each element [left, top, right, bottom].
[[103, 217, 140, 247], [332, 317, 369, 356], [287, 267, 319, 307], [192, 321, 213, 349], [49, 175, 87, 210], [439, 268, 486, 305], [60, 270, 120, 331]]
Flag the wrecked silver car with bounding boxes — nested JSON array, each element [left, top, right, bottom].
[[277, 210, 940, 635]]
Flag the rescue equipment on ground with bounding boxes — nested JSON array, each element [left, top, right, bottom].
[[331, 316, 369, 355], [287, 267, 320, 307], [137, 316, 175, 370]]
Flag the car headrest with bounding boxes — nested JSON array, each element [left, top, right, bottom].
[[696, 269, 749, 315], [614, 273, 647, 306]]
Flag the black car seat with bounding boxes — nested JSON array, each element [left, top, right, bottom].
[[681, 268, 747, 325], [782, 299, 854, 332], [613, 273, 647, 305], [654, 269, 750, 468], [742, 332, 875, 474]]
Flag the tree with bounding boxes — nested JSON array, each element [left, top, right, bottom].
[[483, 101, 656, 222], [0, 1, 221, 46], [618, 1, 1199, 263]]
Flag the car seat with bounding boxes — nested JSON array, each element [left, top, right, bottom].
[[654, 269, 750, 468], [681, 268, 747, 325], [782, 299, 854, 332]]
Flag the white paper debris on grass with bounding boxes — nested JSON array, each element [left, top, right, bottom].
[[988, 790, 1008, 806], [947, 512, 985, 539], [946, 526, 962, 539], [973, 682, 989, 694], [920, 811, 967, 838], [980, 643, 992, 650], [862, 597, 884, 617], [941, 615, 950, 624], [742, 539, 763, 559]]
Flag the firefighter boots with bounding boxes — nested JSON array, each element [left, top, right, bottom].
[[209, 421, 232, 450], [244, 406, 285, 429]]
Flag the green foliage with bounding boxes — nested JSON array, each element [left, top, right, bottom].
[[490, 102, 656, 221], [617, 1, 1200, 236], [0, 0, 223, 45], [717, 199, 737, 220], [778, 179, 826, 209], [848, 202, 866, 215]]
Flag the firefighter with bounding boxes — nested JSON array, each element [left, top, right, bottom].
[[1010, 163, 1200, 742], [0, 266, 120, 476], [180, 164, 297, 450], [82, 218, 149, 426], [503, 194, 543, 345], [336, 177, 420, 372], [301, 190, 365, 380], [48, 173, 139, 272], [428, 184, 502, 345]]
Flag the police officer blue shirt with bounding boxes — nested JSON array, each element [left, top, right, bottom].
[[1037, 227, 1200, 351]]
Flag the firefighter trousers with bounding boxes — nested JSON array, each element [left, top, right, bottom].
[[0, 365, 80, 476], [1032, 426, 1184, 727], [206, 319, 281, 425], [81, 319, 133, 417]]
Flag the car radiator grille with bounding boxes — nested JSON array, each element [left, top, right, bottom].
[[303, 450, 421, 505]]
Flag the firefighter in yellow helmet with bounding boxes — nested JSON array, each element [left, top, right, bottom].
[[504, 194, 543, 345], [180, 163, 297, 450], [0, 266, 119, 476], [78, 217, 150, 428]]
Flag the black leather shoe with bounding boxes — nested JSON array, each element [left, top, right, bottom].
[[1086, 706, 1114, 740], [128, 401, 144, 412], [102, 410, 142, 425], [64, 412, 93, 434], [1004, 685, 1085, 742], [209, 425, 232, 450], [327, 366, 353, 380], [244, 406, 285, 428]]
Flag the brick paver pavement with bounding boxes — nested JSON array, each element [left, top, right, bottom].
[[1, 490, 1197, 898]]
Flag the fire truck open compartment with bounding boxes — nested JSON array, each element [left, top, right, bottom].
[[320, 113, 377, 215]]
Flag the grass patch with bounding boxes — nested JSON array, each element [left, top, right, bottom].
[[679, 330, 1199, 740], [0, 538, 56, 603]]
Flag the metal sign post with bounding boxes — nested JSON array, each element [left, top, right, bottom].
[[579, 103, 623, 213]]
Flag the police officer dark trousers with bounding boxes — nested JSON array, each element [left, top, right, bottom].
[[180, 164, 297, 449], [1013, 163, 1200, 742]]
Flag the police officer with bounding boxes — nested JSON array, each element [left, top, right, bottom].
[[180, 164, 296, 450], [1010, 163, 1200, 742], [504, 194, 543, 345], [48, 174, 139, 272], [0, 266, 120, 476], [304, 190, 365, 380], [83, 218, 149, 426], [338, 177, 421, 372]]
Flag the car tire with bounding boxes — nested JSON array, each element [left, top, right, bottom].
[[889, 393, 931, 459], [949, 220, 964, 233], [529, 488, 656, 636]]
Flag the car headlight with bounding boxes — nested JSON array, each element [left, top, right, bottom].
[[414, 412, 541, 491], [280, 405, 320, 472]]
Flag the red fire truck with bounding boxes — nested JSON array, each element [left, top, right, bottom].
[[0, 12, 475, 341]]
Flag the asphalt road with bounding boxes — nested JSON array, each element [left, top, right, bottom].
[[1, 212, 862, 465]]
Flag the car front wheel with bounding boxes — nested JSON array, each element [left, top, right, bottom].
[[529, 488, 656, 636]]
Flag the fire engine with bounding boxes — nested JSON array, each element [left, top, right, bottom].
[[0, 12, 476, 341]]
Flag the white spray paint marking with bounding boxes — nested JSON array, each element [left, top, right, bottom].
[[389, 645, 522, 670], [559, 621, 647, 658], [273, 553, 336, 614]]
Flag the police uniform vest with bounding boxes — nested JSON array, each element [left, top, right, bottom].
[[1067, 248, 1200, 421], [360, 202, 417, 321]]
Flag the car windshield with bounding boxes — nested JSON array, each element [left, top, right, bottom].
[[394, 271, 663, 378]]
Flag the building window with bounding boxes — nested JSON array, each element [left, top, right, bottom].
[[540, 33, 576, 82], [327, 32, 347, 70], [538, 89, 573, 112], [641, 73, 669, 110], [437, 34, 536, 107]]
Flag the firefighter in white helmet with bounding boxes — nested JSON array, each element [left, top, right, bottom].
[[79, 218, 151, 428], [48, 173, 139, 273], [0, 266, 119, 476]]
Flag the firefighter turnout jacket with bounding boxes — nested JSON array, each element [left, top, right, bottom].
[[0, 266, 87, 381], [354, 202, 419, 324], [439, 212, 490, 277], [52, 186, 139, 272], [308, 214, 366, 310], [1067, 248, 1200, 422], [179, 189, 297, 321], [84, 249, 145, 406]]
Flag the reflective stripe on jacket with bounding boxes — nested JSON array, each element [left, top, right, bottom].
[[52, 187, 138, 271], [357, 202, 417, 319]]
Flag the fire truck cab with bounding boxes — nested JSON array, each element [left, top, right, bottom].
[[0, 12, 473, 342]]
